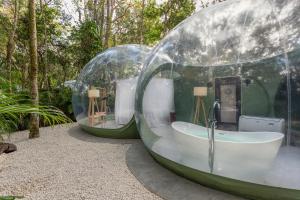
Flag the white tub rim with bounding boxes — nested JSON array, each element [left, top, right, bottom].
[[171, 121, 284, 144]]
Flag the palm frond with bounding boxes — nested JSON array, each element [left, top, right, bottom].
[[0, 79, 72, 135]]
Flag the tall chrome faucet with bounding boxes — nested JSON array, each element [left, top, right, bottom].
[[208, 99, 220, 173], [212, 100, 220, 122]]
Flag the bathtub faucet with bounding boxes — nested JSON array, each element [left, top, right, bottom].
[[209, 99, 220, 125], [208, 100, 220, 173]]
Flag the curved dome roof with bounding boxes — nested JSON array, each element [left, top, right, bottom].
[[73, 44, 150, 135], [135, 0, 300, 199], [74, 44, 151, 94], [142, 0, 300, 69]]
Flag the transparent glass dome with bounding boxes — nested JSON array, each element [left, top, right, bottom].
[[73, 44, 150, 135], [135, 0, 300, 198]]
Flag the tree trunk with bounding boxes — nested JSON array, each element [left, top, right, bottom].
[[6, 0, 20, 93], [40, 0, 50, 91], [93, 0, 98, 22], [28, 0, 40, 138], [163, 1, 170, 36], [83, 0, 88, 20], [139, 0, 145, 44], [76, 0, 82, 23], [21, 63, 28, 90], [99, 0, 105, 46], [104, 0, 111, 48]]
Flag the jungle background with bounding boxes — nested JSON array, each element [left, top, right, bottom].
[[0, 0, 224, 133]]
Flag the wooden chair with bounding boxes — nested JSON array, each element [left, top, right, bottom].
[[88, 89, 106, 126], [99, 88, 107, 115]]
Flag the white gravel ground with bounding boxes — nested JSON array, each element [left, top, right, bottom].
[[0, 124, 243, 200], [0, 124, 161, 200]]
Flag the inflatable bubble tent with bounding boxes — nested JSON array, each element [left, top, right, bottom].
[[135, 0, 300, 199], [72, 44, 150, 138]]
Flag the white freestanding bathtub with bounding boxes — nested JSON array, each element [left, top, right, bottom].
[[171, 121, 284, 181]]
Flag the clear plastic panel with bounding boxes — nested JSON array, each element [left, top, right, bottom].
[[135, 0, 300, 191], [73, 44, 150, 129]]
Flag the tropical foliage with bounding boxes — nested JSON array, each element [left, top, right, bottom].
[[0, 77, 72, 140], [0, 0, 225, 136]]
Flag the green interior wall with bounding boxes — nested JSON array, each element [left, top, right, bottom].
[[174, 67, 213, 124], [173, 52, 300, 137]]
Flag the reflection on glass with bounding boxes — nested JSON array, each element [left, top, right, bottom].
[[73, 44, 150, 129], [135, 0, 300, 192]]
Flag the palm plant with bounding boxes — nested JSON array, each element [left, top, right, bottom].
[[0, 77, 72, 141], [0, 75, 71, 197]]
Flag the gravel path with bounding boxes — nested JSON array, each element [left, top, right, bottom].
[[0, 124, 161, 200], [0, 124, 243, 200]]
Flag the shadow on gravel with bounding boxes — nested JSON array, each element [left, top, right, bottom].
[[67, 125, 137, 145], [125, 142, 245, 200]]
